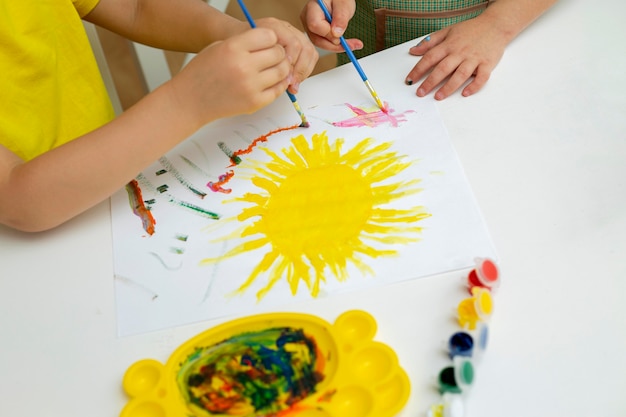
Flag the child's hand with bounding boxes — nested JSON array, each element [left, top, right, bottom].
[[170, 28, 291, 127], [405, 17, 507, 100], [300, 0, 363, 54], [255, 17, 319, 94]]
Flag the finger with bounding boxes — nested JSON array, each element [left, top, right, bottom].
[[276, 26, 319, 90], [280, 32, 301, 67], [408, 29, 447, 56], [256, 19, 301, 64], [408, 34, 432, 56], [462, 65, 491, 97], [415, 56, 463, 97], [301, 1, 332, 39], [262, 77, 293, 108], [434, 61, 478, 100], [260, 61, 292, 95], [244, 56, 290, 110], [343, 38, 364, 51], [250, 43, 288, 75], [307, 34, 360, 53], [326, 0, 356, 38], [244, 74, 291, 114], [290, 42, 320, 92], [304, 0, 355, 45], [307, 32, 343, 51], [405, 46, 448, 86], [243, 28, 279, 52]]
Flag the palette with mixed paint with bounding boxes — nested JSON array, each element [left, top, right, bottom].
[[120, 310, 410, 417]]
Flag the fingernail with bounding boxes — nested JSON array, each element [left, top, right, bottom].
[[332, 27, 345, 37], [435, 91, 444, 100], [406, 78, 413, 86], [417, 87, 425, 96], [416, 35, 431, 47], [292, 81, 300, 93]]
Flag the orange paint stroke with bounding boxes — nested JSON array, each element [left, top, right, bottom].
[[332, 103, 414, 128], [230, 124, 301, 164], [207, 170, 234, 194], [317, 389, 337, 403], [126, 179, 156, 235], [276, 403, 315, 417], [208, 124, 301, 194]]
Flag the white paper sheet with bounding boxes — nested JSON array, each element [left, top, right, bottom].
[[110, 94, 496, 336]]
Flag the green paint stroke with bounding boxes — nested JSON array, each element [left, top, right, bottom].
[[169, 198, 220, 220]]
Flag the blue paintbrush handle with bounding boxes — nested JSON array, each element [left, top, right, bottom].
[[286, 91, 298, 103], [316, 0, 367, 82], [237, 0, 256, 28]]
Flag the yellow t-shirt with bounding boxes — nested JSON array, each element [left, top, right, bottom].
[[0, 0, 115, 161]]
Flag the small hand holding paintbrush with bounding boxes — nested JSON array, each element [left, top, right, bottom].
[[316, 0, 387, 113], [236, 0, 310, 127]]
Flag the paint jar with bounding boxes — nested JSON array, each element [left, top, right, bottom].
[[474, 322, 489, 359], [478, 321, 489, 347], [447, 331, 474, 359], [427, 393, 465, 417], [457, 287, 493, 330], [437, 357, 474, 394], [466, 257, 500, 293]]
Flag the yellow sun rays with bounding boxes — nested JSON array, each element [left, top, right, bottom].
[[201, 131, 431, 300]]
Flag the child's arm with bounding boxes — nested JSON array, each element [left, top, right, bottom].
[[0, 29, 290, 232], [406, 0, 559, 100], [85, 0, 318, 92], [85, 0, 244, 53]]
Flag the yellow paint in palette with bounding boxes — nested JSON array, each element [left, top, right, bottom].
[[202, 131, 431, 300], [120, 310, 410, 417]]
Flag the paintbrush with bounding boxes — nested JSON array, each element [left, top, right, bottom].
[[316, 0, 387, 113], [236, 0, 310, 127]]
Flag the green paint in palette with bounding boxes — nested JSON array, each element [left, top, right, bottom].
[[176, 327, 324, 416]]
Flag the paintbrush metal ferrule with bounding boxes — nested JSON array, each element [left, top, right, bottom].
[[364, 80, 386, 112], [286, 92, 310, 127]]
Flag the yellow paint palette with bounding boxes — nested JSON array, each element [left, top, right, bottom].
[[121, 310, 410, 417]]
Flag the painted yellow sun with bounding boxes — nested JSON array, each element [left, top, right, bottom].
[[201, 131, 431, 300]]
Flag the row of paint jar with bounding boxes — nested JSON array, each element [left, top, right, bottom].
[[428, 258, 501, 417]]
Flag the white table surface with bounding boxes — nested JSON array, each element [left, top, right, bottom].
[[1, 0, 625, 416]]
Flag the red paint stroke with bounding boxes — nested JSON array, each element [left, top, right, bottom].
[[208, 124, 301, 194], [332, 103, 414, 128], [126, 179, 156, 235]]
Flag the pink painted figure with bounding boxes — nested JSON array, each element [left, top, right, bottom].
[[332, 103, 414, 128]]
